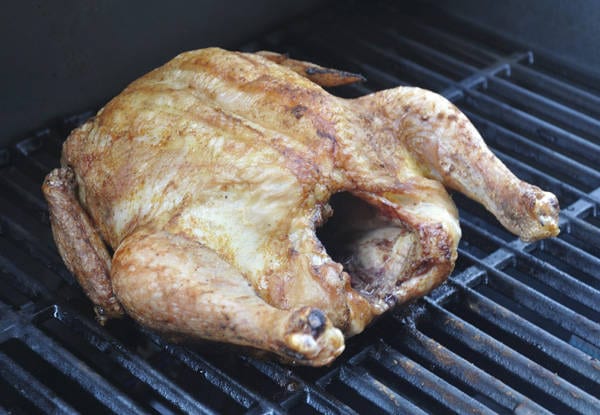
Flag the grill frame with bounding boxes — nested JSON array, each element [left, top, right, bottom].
[[1, 2, 600, 414]]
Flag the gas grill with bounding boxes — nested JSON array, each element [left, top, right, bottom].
[[1, 1, 599, 414]]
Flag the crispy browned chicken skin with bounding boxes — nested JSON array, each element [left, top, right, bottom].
[[42, 48, 559, 366]]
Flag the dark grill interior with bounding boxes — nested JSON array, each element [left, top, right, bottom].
[[1, 2, 599, 414]]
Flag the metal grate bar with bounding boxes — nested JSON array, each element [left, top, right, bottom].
[[16, 129, 62, 157], [397, 322, 551, 414], [439, 52, 529, 100], [304, 387, 359, 415], [371, 345, 496, 415], [0, 167, 48, 212], [0, 240, 51, 305], [273, 23, 450, 92], [50, 306, 220, 415], [0, 196, 56, 249], [559, 213, 600, 257], [0, 351, 78, 414], [350, 36, 456, 89], [466, 111, 600, 191], [0, 227, 71, 298], [338, 365, 429, 415], [492, 147, 592, 207], [238, 358, 305, 412], [14, 146, 59, 176], [351, 62, 410, 89], [60, 110, 95, 133], [159, 343, 275, 412], [17, 325, 147, 415], [404, 6, 525, 57], [303, 392, 358, 415], [275, 39, 414, 90], [528, 54, 600, 98], [312, 367, 372, 414], [486, 76, 600, 139], [345, 25, 470, 83], [387, 13, 502, 65], [542, 237, 600, 287], [463, 88, 600, 170], [0, 207, 60, 273], [4, 150, 54, 183], [342, 81, 374, 97], [506, 254, 600, 319], [379, 28, 478, 79], [510, 63, 600, 118], [454, 282, 600, 390], [312, 21, 526, 99], [423, 299, 600, 414], [459, 216, 600, 314], [259, 34, 412, 91], [458, 249, 600, 349], [244, 357, 359, 415]]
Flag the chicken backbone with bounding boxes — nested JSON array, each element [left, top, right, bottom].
[[43, 48, 560, 366]]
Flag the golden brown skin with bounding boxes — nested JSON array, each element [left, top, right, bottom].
[[42, 48, 559, 366]]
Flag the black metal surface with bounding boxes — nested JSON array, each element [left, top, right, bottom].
[[1, 1, 600, 414]]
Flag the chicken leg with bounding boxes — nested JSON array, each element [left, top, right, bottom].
[[357, 88, 559, 241], [111, 230, 344, 366]]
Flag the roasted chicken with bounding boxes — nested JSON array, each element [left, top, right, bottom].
[[43, 48, 559, 366]]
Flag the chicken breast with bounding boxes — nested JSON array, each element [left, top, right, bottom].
[[42, 48, 559, 366]]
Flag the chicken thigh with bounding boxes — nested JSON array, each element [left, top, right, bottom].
[[43, 48, 559, 366]]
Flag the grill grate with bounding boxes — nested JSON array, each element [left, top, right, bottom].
[[2, 1, 600, 414]]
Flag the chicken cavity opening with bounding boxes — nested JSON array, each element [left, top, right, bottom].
[[316, 193, 415, 308]]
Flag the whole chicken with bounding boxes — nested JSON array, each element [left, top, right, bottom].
[[42, 48, 559, 366]]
